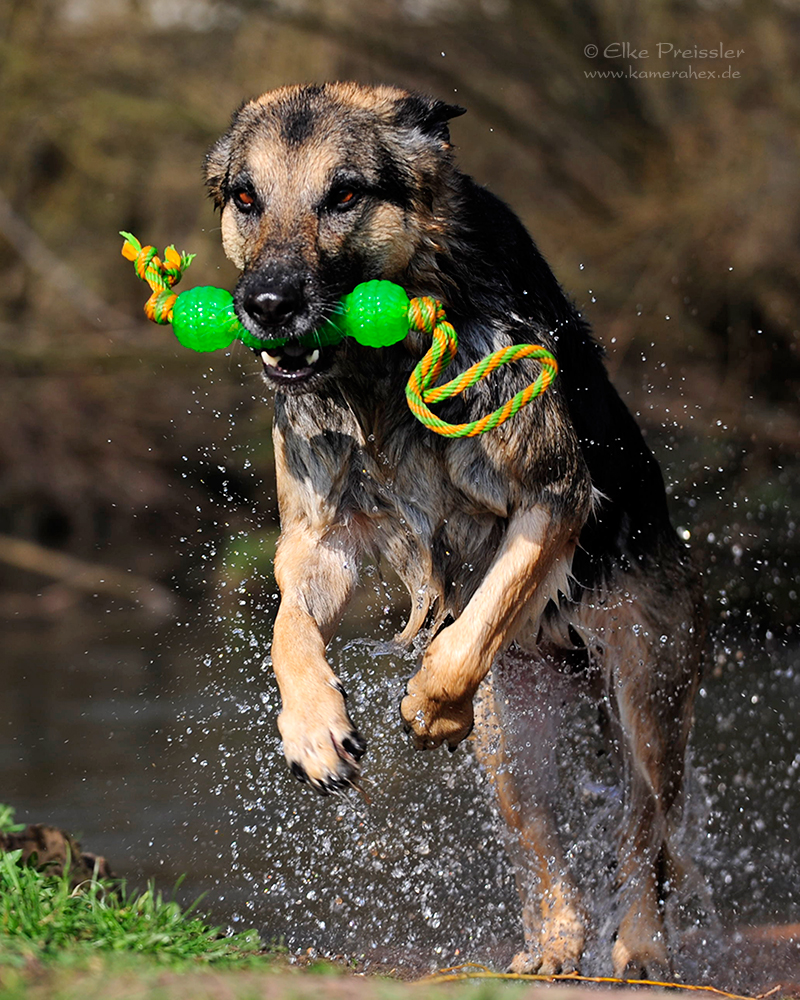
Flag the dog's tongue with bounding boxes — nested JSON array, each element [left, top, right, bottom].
[[282, 341, 309, 360]]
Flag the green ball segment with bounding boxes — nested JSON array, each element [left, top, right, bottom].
[[170, 279, 411, 354], [332, 280, 411, 348], [172, 287, 249, 352]]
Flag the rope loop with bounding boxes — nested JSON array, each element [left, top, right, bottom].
[[405, 298, 558, 438]]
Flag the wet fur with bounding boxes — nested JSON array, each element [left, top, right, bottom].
[[205, 82, 703, 977]]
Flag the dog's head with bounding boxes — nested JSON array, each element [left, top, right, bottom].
[[205, 82, 465, 388]]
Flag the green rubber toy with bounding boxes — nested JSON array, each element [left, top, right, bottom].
[[173, 280, 411, 353], [332, 280, 411, 348], [121, 232, 412, 353]]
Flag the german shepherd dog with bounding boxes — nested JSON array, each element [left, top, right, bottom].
[[204, 82, 703, 978]]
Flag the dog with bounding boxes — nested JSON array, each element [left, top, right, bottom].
[[204, 82, 703, 978]]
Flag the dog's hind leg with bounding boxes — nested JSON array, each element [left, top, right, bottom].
[[596, 581, 701, 979], [474, 649, 588, 975]]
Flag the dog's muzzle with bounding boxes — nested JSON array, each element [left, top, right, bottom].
[[237, 270, 335, 385]]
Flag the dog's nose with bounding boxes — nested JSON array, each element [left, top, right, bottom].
[[243, 278, 304, 328]]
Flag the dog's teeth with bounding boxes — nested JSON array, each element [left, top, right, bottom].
[[305, 349, 320, 365], [261, 350, 281, 367]]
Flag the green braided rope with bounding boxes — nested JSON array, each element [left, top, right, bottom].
[[423, 345, 553, 403]]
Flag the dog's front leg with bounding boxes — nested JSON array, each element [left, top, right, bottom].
[[401, 505, 576, 749], [271, 521, 366, 794]]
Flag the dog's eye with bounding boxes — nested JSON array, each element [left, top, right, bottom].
[[232, 189, 257, 213], [328, 186, 361, 211]]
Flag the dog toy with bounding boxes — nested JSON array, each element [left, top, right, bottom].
[[121, 232, 557, 438]]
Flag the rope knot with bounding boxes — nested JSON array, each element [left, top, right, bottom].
[[131, 244, 160, 284], [408, 296, 443, 336], [121, 232, 195, 326]]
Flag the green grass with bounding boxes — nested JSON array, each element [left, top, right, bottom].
[[0, 809, 21, 839], [0, 805, 263, 969]]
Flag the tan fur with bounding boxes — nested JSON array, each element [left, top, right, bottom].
[[401, 506, 579, 749]]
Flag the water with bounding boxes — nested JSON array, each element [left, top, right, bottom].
[[0, 615, 517, 963], [2, 602, 798, 980]]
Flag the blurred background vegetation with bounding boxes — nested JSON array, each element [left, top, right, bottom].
[[0, 0, 797, 626]]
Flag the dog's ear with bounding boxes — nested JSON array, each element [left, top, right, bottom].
[[205, 100, 253, 209], [204, 131, 232, 210], [393, 93, 466, 144]]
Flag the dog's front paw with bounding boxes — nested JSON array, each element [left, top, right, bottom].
[[278, 695, 366, 795], [400, 671, 474, 750]]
